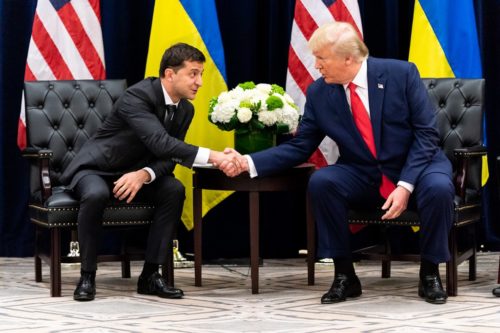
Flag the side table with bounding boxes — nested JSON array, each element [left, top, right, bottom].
[[192, 164, 315, 294]]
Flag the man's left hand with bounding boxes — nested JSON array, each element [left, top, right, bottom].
[[381, 186, 410, 220], [113, 170, 150, 203]]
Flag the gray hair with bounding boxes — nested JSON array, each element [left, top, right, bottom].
[[308, 21, 368, 62]]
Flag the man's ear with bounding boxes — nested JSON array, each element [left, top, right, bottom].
[[164, 68, 174, 81]]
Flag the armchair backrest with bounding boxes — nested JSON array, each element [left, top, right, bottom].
[[24, 79, 127, 192], [422, 78, 485, 191]]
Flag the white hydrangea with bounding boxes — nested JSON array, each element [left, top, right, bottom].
[[281, 103, 300, 132], [258, 110, 278, 126], [210, 98, 239, 123], [209, 82, 300, 134], [255, 83, 272, 95], [237, 107, 252, 123]]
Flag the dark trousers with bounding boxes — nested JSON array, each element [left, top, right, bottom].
[[308, 164, 454, 264], [74, 174, 185, 271]]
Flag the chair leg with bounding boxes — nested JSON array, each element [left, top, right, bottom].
[[468, 226, 477, 281], [50, 228, 62, 297], [35, 226, 42, 282], [447, 227, 458, 297], [162, 242, 174, 287], [120, 233, 131, 278], [497, 257, 500, 284], [381, 226, 391, 278], [306, 194, 315, 285]]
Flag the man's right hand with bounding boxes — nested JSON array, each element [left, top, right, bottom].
[[208, 148, 248, 177]]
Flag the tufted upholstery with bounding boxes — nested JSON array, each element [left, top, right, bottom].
[[307, 78, 486, 297], [23, 80, 173, 297]]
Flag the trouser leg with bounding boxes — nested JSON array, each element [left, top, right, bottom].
[[74, 175, 111, 272], [136, 175, 185, 265], [307, 165, 381, 260], [414, 172, 454, 264]]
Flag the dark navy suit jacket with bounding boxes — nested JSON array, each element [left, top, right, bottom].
[[251, 57, 451, 187]]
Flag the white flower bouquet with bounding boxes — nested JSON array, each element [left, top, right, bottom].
[[208, 81, 300, 135]]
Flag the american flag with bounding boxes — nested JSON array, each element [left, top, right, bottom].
[[17, 0, 106, 149], [286, 0, 363, 167]]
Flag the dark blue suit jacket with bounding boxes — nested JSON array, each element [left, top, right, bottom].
[[251, 57, 451, 187]]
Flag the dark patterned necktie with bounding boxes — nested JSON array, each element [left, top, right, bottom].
[[164, 104, 177, 130]]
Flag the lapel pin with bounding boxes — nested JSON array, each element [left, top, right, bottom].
[[377, 83, 384, 89]]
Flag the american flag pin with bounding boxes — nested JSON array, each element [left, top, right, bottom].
[[378, 83, 384, 89]]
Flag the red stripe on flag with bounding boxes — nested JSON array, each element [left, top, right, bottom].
[[31, 13, 74, 80], [328, 1, 363, 39], [57, 3, 105, 79], [287, 47, 314, 94], [17, 119, 27, 150], [88, 0, 101, 23], [294, 0, 318, 40], [24, 64, 36, 81]]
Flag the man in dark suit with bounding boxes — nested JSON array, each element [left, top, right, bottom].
[[61, 43, 235, 301], [223, 22, 453, 304]]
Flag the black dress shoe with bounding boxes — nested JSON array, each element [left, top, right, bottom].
[[492, 286, 500, 297], [418, 274, 447, 304], [321, 274, 362, 304], [137, 272, 184, 299], [73, 271, 96, 301]]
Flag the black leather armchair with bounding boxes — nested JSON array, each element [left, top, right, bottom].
[[306, 78, 485, 296], [22, 80, 174, 296]]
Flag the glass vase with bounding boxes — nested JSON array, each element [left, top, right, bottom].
[[235, 129, 276, 155]]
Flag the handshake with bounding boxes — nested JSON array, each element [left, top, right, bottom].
[[208, 148, 249, 177]]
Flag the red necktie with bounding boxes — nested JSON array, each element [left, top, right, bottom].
[[348, 82, 395, 199]]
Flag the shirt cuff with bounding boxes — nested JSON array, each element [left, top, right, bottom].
[[194, 147, 210, 165], [397, 180, 414, 193], [142, 167, 155, 184], [245, 155, 258, 178]]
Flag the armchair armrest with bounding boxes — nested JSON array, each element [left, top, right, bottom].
[[453, 145, 486, 200], [22, 148, 54, 202]]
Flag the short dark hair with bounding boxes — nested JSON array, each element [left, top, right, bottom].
[[159, 43, 206, 77]]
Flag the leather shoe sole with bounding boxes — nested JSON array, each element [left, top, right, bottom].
[[137, 287, 183, 299], [73, 293, 95, 301]]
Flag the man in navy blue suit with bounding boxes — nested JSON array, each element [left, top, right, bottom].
[[222, 22, 453, 304]]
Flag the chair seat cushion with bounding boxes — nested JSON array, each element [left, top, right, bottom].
[[29, 187, 155, 228]]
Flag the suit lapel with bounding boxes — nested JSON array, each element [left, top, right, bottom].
[[152, 78, 167, 122], [367, 58, 386, 156]]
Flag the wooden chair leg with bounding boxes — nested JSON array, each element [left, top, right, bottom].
[[306, 194, 315, 285], [162, 242, 175, 286], [497, 257, 500, 284], [35, 226, 42, 282], [468, 226, 477, 281], [447, 227, 458, 297], [50, 228, 62, 297], [381, 226, 391, 278], [193, 187, 202, 287], [120, 233, 131, 278]]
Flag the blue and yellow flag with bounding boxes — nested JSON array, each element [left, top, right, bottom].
[[145, 0, 233, 230], [409, 0, 487, 186]]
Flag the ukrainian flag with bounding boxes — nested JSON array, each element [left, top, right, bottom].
[[409, 0, 487, 186], [145, 0, 233, 230]]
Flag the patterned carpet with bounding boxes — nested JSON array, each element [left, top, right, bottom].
[[1, 253, 499, 333]]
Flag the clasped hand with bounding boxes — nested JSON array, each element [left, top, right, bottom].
[[210, 148, 248, 177]]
